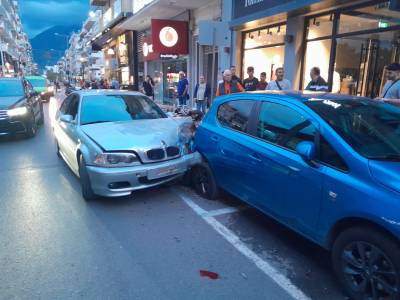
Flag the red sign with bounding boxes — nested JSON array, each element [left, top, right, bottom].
[[151, 19, 188, 55]]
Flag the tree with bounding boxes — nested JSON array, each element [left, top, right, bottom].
[[46, 70, 58, 82]]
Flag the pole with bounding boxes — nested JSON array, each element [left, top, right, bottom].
[[210, 27, 216, 105]]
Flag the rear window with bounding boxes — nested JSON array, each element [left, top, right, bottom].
[[80, 95, 166, 125], [27, 78, 46, 88]]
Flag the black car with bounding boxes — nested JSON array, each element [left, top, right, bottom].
[[0, 78, 44, 138]]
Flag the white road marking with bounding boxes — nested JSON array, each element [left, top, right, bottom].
[[200, 206, 246, 218], [174, 188, 311, 300]]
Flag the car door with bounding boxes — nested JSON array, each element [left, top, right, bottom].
[[249, 100, 324, 237], [209, 99, 260, 201], [57, 94, 81, 173]]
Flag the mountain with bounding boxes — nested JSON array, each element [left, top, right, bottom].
[[30, 25, 80, 71]]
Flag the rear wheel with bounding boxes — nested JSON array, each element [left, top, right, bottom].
[[192, 163, 219, 200], [332, 227, 400, 300], [37, 102, 44, 125], [78, 156, 97, 201]]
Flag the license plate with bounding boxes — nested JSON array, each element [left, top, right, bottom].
[[148, 166, 181, 180]]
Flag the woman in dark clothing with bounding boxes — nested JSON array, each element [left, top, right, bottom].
[[143, 75, 155, 99]]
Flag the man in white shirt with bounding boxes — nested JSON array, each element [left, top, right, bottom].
[[266, 67, 292, 91]]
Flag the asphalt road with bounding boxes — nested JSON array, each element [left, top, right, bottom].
[[0, 93, 347, 300]]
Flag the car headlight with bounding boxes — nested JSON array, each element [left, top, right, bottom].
[[93, 153, 140, 168], [47, 86, 54, 92], [178, 122, 194, 144], [7, 106, 28, 117]]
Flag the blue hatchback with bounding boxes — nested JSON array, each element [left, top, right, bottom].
[[192, 91, 400, 300]]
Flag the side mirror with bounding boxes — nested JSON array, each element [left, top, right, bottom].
[[60, 114, 74, 123], [296, 141, 317, 165]]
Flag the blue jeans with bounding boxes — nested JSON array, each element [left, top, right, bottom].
[[178, 95, 187, 106], [196, 100, 206, 112]]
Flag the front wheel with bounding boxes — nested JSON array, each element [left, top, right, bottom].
[[25, 112, 37, 138], [192, 163, 219, 200], [332, 227, 400, 300], [78, 156, 97, 201]]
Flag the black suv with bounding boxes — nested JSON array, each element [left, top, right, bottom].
[[0, 78, 44, 138]]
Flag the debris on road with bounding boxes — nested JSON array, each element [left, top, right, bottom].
[[199, 270, 219, 280]]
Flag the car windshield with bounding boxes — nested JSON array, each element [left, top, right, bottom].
[[27, 78, 46, 87], [80, 95, 167, 125], [306, 99, 400, 161], [0, 80, 24, 97]]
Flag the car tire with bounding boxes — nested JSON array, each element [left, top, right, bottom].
[[192, 163, 219, 200], [332, 226, 400, 300], [78, 156, 97, 201], [25, 112, 37, 138], [37, 102, 44, 125]]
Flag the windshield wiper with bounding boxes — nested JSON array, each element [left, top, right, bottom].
[[369, 154, 400, 161], [81, 120, 112, 125]]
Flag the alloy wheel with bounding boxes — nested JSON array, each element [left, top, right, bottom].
[[341, 241, 399, 299]]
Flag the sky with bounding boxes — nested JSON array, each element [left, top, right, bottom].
[[19, 0, 90, 38]]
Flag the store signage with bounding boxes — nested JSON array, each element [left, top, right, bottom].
[[159, 26, 179, 48], [233, 0, 293, 19], [160, 54, 178, 60], [151, 19, 188, 54], [143, 36, 159, 61]]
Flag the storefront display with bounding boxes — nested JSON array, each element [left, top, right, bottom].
[[242, 24, 286, 81], [302, 1, 400, 98]]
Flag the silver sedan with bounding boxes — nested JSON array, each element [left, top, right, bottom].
[[53, 90, 200, 200]]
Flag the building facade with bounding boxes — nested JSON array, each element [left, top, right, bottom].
[[225, 0, 400, 98], [0, 0, 34, 77]]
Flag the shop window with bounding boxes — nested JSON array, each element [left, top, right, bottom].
[[338, 2, 398, 34], [306, 14, 334, 39], [243, 46, 285, 82], [334, 30, 400, 98], [302, 39, 332, 89], [243, 25, 286, 50]]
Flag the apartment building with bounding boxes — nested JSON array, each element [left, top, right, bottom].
[[0, 0, 33, 76]]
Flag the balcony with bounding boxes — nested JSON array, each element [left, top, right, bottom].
[[90, 0, 108, 6]]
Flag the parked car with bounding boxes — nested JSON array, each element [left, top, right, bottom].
[[53, 90, 200, 200], [25, 75, 54, 102], [192, 91, 400, 300], [0, 77, 44, 138]]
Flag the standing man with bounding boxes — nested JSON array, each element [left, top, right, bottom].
[[111, 77, 120, 89], [177, 71, 189, 107], [193, 75, 210, 112], [216, 69, 244, 96], [230, 65, 242, 86], [381, 63, 400, 99], [305, 67, 328, 92], [243, 66, 259, 91], [267, 67, 292, 91], [257, 72, 268, 90]]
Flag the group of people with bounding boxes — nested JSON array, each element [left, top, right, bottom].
[[79, 77, 121, 90]]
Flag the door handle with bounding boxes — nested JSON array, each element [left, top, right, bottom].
[[248, 153, 262, 162], [211, 136, 219, 143]]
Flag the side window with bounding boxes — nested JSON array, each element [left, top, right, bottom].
[[217, 100, 254, 133], [59, 95, 73, 114], [318, 136, 349, 171], [67, 96, 80, 119], [257, 102, 316, 150]]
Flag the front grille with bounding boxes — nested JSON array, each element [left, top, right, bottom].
[[147, 148, 165, 160], [166, 146, 180, 157], [0, 110, 8, 120]]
